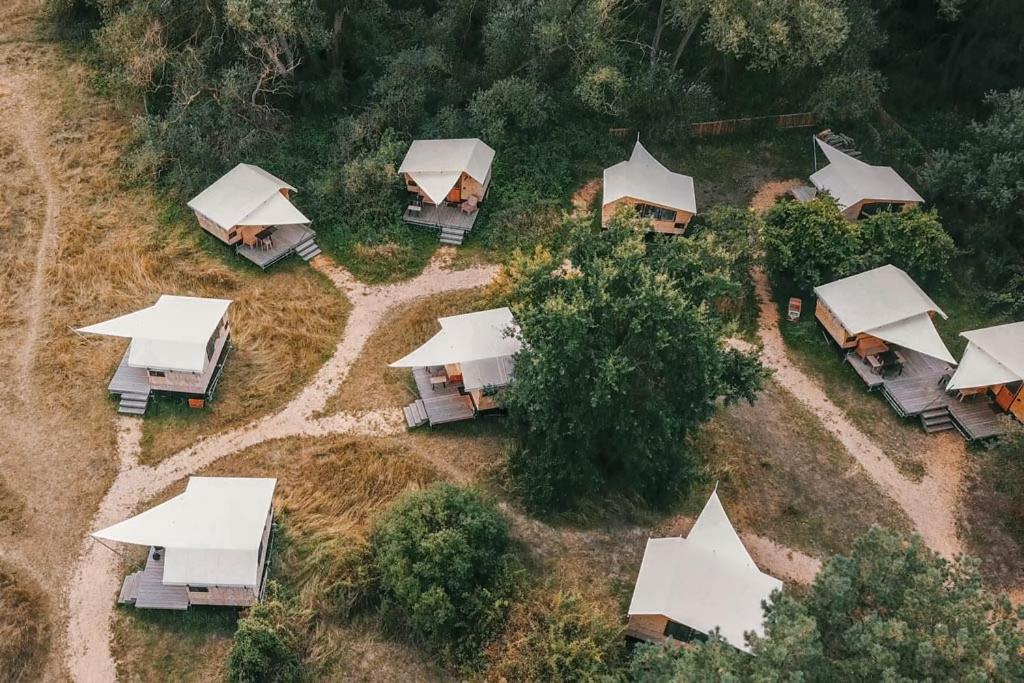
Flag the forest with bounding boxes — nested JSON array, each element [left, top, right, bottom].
[[50, 0, 1024, 300]]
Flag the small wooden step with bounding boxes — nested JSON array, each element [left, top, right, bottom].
[[118, 571, 141, 605]]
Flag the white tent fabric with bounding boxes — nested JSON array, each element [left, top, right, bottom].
[[810, 139, 924, 211], [461, 356, 516, 391], [236, 191, 310, 227], [187, 163, 308, 230], [866, 313, 957, 365], [93, 477, 276, 587], [947, 321, 1024, 391], [78, 295, 232, 373], [628, 490, 782, 654], [813, 265, 954, 363], [603, 141, 697, 214], [389, 307, 521, 369], [398, 139, 496, 205]]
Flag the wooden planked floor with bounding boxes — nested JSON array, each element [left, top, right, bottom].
[[133, 548, 189, 610], [403, 203, 479, 231], [107, 349, 151, 396], [422, 394, 475, 425]]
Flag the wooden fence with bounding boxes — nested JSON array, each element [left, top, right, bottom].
[[609, 112, 816, 139]]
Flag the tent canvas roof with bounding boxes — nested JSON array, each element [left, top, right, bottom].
[[810, 139, 923, 211], [389, 307, 521, 369], [628, 491, 782, 653], [92, 477, 276, 587], [398, 138, 495, 204], [813, 265, 954, 362], [947, 321, 1024, 391], [78, 295, 232, 373], [603, 141, 696, 214], [187, 163, 309, 230]]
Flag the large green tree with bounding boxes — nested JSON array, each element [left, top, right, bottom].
[[630, 527, 1024, 681], [503, 213, 766, 512]]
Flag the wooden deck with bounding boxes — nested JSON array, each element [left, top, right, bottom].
[[120, 548, 189, 610], [403, 203, 479, 231], [235, 223, 317, 268], [404, 366, 476, 427], [108, 349, 151, 396], [845, 348, 1006, 440]]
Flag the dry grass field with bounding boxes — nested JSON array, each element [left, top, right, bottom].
[[0, 2, 347, 677], [0, 561, 52, 682]]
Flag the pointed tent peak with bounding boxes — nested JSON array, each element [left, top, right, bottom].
[[947, 321, 1024, 390], [687, 489, 757, 573], [628, 139, 668, 173], [815, 137, 869, 169]]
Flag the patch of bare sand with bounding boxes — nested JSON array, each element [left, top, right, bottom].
[[748, 178, 804, 214], [571, 178, 601, 217]]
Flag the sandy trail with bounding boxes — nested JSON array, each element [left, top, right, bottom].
[[0, 72, 63, 390], [64, 252, 499, 682], [751, 267, 965, 558]]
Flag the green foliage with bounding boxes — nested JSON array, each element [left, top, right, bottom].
[[468, 77, 553, 145], [765, 199, 955, 291], [810, 68, 886, 124], [486, 590, 624, 681], [985, 421, 1024, 531], [628, 527, 1024, 681], [369, 484, 519, 664], [503, 214, 766, 512], [763, 196, 858, 292], [226, 590, 303, 683], [857, 208, 955, 284]]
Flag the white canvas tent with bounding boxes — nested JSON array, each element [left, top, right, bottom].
[[628, 490, 782, 653], [92, 477, 276, 587], [77, 295, 232, 374], [603, 140, 696, 216], [947, 322, 1024, 391], [810, 139, 923, 214], [187, 163, 310, 232], [389, 307, 521, 390], [813, 265, 955, 364], [397, 138, 495, 205]]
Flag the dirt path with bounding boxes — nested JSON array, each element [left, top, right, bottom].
[[751, 268, 965, 558], [0, 71, 63, 390], [64, 252, 499, 681]]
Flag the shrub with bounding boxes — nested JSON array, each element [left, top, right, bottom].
[[226, 618, 300, 683], [857, 208, 955, 284], [468, 77, 552, 145], [370, 484, 519, 663], [0, 563, 50, 682], [763, 196, 858, 292], [486, 589, 624, 681]]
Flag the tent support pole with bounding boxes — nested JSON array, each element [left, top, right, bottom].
[[92, 537, 132, 561]]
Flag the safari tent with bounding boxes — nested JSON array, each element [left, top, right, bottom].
[[93, 477, 276, 610], [77, 295, 232, 415], [187, 163, 321, 268], [813, 265, 954, 365], [390, 307, 521, 428], [626, 489, 782, 652], [810, 139, 924, 220], [602, 140, 697, 234], [398, 138, 496, 244], [947, 322, 1024, 421]]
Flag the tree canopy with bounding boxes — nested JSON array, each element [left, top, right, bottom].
[[629, 527, 1024, 682], [502, 212, 766, 512]]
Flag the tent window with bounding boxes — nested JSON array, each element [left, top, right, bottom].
[[636, 203, 677, 222], [858, 202, 899, 218], [663, 620, 707, 644], [187, 586, 209, 593], [206, 319, 223, 361], [148, 370, 166, 378]]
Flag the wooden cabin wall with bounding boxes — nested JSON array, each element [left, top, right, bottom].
[[844, 199, 919, 221], [194, 211, 239, 245], [601, 198, 690, 234], [815, 299, 858, 348], [625, 614, 669, 643], [237, 225, 265, 246], [460, 172, 487, 203], [1010, 386, 1024, 422]]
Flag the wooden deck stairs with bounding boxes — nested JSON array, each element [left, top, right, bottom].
[[439, 226, 468, 246], [295, 234, 322, 261], [117, 571, 141, 605], [118, 390, 150, 416], [919, 407, 955, 434], [403, 399, 429, 428]]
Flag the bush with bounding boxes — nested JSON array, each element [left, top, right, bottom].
[[486, 589, 624, 681], [763, 196, 858, 292], [226, 615, 301, 683], [370, 484, 519, 663], [857, 208, 955, 284]]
